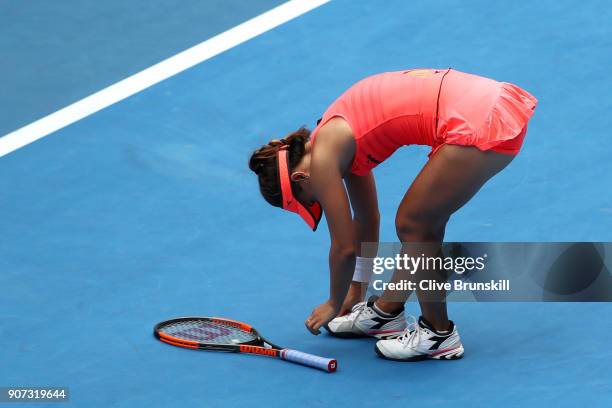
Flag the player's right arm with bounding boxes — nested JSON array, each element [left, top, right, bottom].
[[343, 171, 380, 310], [345, 171, 380, 254]]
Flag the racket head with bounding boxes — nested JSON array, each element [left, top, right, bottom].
[[154, 317, 268, 351]]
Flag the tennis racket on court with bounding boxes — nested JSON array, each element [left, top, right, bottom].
[[154, 317, 337, 373]]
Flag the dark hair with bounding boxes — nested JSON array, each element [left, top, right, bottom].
[[248, 127, 310, 207]]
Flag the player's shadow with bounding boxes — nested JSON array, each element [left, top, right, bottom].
[[539, 242, 612, 301]]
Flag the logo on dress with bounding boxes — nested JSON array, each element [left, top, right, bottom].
[[405, 69, 432, 78], [367, 154, 381, 164]]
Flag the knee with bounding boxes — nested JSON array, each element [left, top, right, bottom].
[[395, 212, 447, 242]]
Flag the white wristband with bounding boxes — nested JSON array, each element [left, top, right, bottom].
[[353, 257, 375, 283]]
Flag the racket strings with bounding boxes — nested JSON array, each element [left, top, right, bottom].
[[160, 319, 257, 344]]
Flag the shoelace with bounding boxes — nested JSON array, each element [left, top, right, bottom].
[[347, 301, 369, 329], [397, 315, 420, 348]]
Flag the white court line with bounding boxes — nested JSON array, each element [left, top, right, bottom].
[[0, 0, 331, 157]]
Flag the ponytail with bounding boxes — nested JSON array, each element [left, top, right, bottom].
[[249, 128, 310, 207]]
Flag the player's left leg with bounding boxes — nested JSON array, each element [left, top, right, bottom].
[[375, 143, 515, 361]]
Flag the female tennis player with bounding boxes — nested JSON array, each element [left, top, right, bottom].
[[249, 68, 537, 361]]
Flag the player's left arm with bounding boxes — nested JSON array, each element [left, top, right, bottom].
[[304, 132, 356, 335]]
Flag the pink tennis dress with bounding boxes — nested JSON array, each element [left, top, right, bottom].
[[311, 68, 537, 176]]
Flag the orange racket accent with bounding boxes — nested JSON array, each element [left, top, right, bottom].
[[211, 317, 252, 332], [160, 337, 199, 349], [158, 332, 199, 346], [239, 345, 279, 357]]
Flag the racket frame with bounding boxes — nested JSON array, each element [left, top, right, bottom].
[[153, 317, 337, 372]]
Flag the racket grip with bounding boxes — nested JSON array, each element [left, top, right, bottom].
[[280, 349, 337, 372]]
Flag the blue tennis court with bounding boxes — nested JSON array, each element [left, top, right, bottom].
[[1, 0, 611, 406]]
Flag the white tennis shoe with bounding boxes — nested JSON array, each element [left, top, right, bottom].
[[375, 316, 464, 361], [325, 296, 407, 339]]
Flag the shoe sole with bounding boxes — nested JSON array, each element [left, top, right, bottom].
[[324, 325, 404, 340], [374, 344, 464, 361], [323, 326, 366, 339]]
